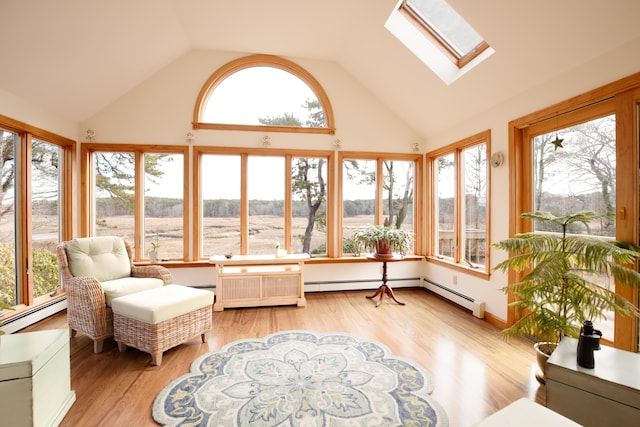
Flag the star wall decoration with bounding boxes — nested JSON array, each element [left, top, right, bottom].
[[551, 135, 564, 150]]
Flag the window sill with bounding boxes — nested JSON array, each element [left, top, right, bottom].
[[425, 256, 490, 279], [136, 255, 425, 268], [0, 292, 66, 324]]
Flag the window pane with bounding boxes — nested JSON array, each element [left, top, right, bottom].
[[201, 154, 241, 257], [31, 139, 61, 299], [144, 153, 184, 261], [203, 67, 326, 128], [462, 144, 486, 267], [435, 153, 455, 259], [93, 152, 135, 246], [532, 114, 616, 340], [382, 160, 414, 234], [0, 130, 17, 306], [342, 159, 376, 254], [404, 0, 484, 58], [291, 157, 327, 255], [248, 156, 284, 255], [532, 114, 616, 237]]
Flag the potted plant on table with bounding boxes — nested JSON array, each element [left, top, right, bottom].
[[353, 224, 413, 258], [493, 211, 640, 383], [148, 233, 160, 264]]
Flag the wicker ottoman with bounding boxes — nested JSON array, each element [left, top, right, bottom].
[[111, 284, 214, 366]]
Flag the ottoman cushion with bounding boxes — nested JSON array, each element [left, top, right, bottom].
[[111, 284, 214, 324], [101, 277, 164, 307]]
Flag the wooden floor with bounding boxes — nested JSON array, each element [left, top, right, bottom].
[[24, 288, 546, 427]]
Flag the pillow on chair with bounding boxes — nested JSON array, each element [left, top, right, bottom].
[[65, 236, 131, 282]]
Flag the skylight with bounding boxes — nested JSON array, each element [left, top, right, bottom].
[[386, 0, 494, 84]]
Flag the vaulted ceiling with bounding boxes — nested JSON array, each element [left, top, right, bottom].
[[2, 0, 640, 138]]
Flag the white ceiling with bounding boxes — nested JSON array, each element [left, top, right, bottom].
[[2, 0, 640, 138]]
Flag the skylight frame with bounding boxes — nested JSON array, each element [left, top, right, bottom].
[[399, 0, 489, 69]]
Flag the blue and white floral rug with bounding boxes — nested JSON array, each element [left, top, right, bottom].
[[153, 330, 449, 426]]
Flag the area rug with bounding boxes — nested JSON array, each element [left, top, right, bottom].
[[153, 330, 449, 427]]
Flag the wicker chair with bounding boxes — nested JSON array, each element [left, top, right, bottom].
[[56, 236, 173, 353]]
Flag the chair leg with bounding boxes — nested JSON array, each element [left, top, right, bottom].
[[152, 352, 163, 366], [69, 327, 77, 338], [93, 339, 104, 354], [117, 342, 127, 352], [201, 333, 208, 343]]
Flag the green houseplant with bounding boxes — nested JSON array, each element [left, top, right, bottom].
[[353, 224, 413, 258], [493, 211, 640, 381]]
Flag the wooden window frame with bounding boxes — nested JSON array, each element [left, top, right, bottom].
[[399, 0, 489, 69], [80, 143, 189, 261], [193, 54, 336, 135], [0, 114, 75, 316], [193, 146, 335, 259], [508, 72, 640, 351], [426, 130, 491, 278], [338, 151, 424, 257]]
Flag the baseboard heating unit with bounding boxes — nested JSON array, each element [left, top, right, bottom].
[[0, 298, 67, 334], [421, 277, 485, 319]]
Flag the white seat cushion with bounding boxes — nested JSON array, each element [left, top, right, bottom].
[[111, 284, 214, 324], [101, 277, 164, 307]]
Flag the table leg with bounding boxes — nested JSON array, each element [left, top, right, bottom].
[[366, 260, 406, 307]]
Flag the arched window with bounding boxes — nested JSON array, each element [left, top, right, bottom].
[[193, 55, 335, 134]]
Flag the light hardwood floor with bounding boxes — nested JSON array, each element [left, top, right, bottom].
[[24, 288, 545, 426]]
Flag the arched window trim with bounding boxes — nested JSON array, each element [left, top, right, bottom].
[[193, 54, 336, 135]]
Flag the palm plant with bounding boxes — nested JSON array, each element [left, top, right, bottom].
[[493, 211, 640, 346]]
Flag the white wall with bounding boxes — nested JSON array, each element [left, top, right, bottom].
[[0, 87, 77, 139], [81, 50, 421, 151], [170, 260, 424, 294]]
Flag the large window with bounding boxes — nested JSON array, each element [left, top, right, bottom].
[[195, 148, 332, 259], [31, 139, 63, 299], [340, 153, 421, 257], [510, 80, 640, 351], [529, 107, 616, 237], [524, 101, 617, 339], [82, 144, 188, 261], [427, 130, 490, 275], [193, 55, 335, 134], [0, 116, 74, 313]]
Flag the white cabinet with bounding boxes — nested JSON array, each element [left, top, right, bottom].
[[546, 337, 640, 427], [0, 329, 76, 427], [209, 254, 309, 311]]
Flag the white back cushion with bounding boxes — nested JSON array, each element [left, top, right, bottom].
[[66, 236, 131, 282]]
